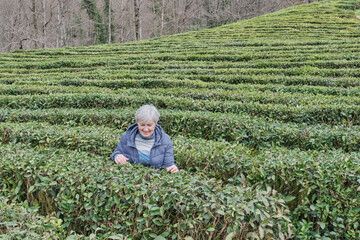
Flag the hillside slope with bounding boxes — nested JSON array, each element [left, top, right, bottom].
[[1, 0, 360, 239]]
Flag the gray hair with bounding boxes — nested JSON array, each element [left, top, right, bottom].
[[135, 104, 160, 123]]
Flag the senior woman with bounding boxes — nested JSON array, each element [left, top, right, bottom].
[[111, 105, 179, 173]]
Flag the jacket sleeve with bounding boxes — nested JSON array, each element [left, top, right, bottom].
[[111, 133, 127, 161], [162, 137, 176, 168]]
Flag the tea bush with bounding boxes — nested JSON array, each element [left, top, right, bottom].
[[0, 197, 85, 239], [1, 93, 360, 125], [0, 144, 293, 239], [1, 110, 360, 151]]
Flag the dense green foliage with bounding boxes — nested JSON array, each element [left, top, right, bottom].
[[0, 197, 86, 239], [0, 143, 292, 239], [1, 0, 360, 239]]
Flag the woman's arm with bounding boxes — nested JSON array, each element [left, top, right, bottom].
[[163, 139, 179, 173], [111, 133, 127, 161]]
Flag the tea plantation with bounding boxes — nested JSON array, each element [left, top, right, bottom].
[[1, 0, 360, 239]]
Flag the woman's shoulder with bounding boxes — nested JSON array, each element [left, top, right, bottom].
[[156, 126, 172, 144], [120, 123, 138, 142], [162, 132, 172, 142]]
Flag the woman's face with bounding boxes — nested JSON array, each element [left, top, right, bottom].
[[137, 120, 156, 138]]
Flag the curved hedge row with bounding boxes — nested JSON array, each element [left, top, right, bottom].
[[194, 74, 360, 88], [0, 84, 113, 96], [1, 109, 360, 151], [1, 127, 360, 238], [120, 87, 360, 106], [3, 78, 360, 98], [3, 55, 360, 70], [3, 69, 360, 89], [2, 84, 360, 107], [0, 93, 359, 125], [0, 144, 293, 239], [56, 78, 360, 97], [176, 139, 360, 239]]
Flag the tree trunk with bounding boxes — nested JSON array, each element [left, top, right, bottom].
[[42, 0, 47, 48], [108, 0, 111, 44], [31, 0, 38, 48], [56, 0, 64, 47], [133, 0, 140, 40], [161, 0, 165, 35], [120, 0, 125, 41]]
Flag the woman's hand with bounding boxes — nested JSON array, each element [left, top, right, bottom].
[[166, 165, 179, 173], [115, 154, 129, 165]]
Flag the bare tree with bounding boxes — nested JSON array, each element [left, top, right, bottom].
[[42, 0, 47, 47], [107, 0, 111, 43], [29, 0, 39, 48], [56, 0, 68, 47], [1, 0, 31, 51], [133, 0, 141, 40], [0, 0, 321, 52]]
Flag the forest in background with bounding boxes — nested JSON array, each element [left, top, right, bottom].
[[0, 0, 319, 52]]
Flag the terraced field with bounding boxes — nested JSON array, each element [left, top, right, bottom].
[[1, 0, 360, 239]]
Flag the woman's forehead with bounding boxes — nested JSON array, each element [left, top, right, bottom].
[[137, 120, 155, 125]]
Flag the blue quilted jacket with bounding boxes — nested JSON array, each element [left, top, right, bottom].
[[111, 123, 175, 169]]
